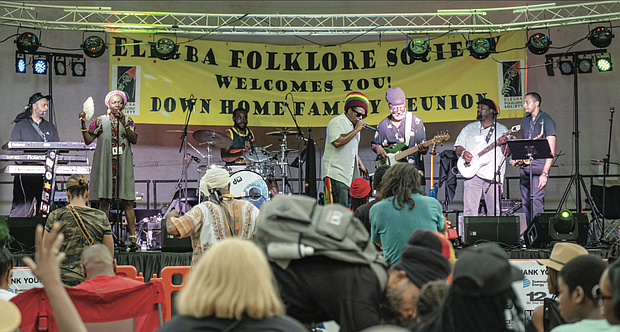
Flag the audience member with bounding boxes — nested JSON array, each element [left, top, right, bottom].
[[0, 248, 15, 301], [350, 177, 371, 213], [355, 165, 390, 234], [370, 163, 446, 264], [165, 167, 260, 267], [528, 243, 588, 332], [415, 280, 449, 323], [156, 238, 307, 331], [551, 255, 610, 331], [1, 296, 21, 331], [414, 243, 524, 332], [73, 244, 143, 292], [43, 174, 113, 286], [598, 260, 620, 325], [22, 223, 88, 332]]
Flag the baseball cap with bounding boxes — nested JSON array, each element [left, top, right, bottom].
[[536, 242, 588, 271], [452, 243, 523, 296], [29, 92, 51, 105], [386, 87, 406, 107]]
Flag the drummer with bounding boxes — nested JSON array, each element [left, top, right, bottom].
[[220, 107, 254, 164]]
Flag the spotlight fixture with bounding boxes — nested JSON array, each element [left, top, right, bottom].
[[596, 54, 613, 72], [528, 33, 551, 55], [15, 52, 27, 73], [72, 58, 86, 77], [544, 57, 555, 76], [577, 57, 592, 73], [406, 38, 429, 60], [469, 37, 491, 59], [151, 37, 177, 60], [82, 36, 106, 58], [559, 59, 574, 75], [32, 55, 48, 75], [15, 32, 40, 53], [589, 26, 614, 48], [54, 56, 67, 75], [552, 209, 575, 234]]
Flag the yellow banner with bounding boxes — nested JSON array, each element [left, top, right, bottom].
[[109, 31, 526, 126]]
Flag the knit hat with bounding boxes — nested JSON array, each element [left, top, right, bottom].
[[452, 243, 523, 296], [104, 90, 128, 108], [385, 87, 406, 107], [344, 92, 369, 114], [394, 229, 452, 289], [199, 167, 230, 196], [536, 242, 588, 272], [350, 178, 371, 199], [477, 98, 498, 114]]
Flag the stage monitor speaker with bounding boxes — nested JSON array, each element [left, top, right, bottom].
[[5, 217, 46, 253], [161, 217, 192, 252], [525, 213, 589, 249], [463, 216, 520, 246]]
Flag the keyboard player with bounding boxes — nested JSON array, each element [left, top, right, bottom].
[[9, 93, 60, 217]]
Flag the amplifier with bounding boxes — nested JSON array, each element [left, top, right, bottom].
[[463, 216, 521, 246], [161, 217, 192, 252]]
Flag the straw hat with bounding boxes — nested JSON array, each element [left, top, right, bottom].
[[536, 242, 588, 271], [0, 298, 21, 331]]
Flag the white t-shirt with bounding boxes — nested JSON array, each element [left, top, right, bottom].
[[0, 288, 16, 301], [322, 113, 360, 186]]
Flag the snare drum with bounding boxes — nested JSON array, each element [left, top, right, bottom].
[[246, 148, 272, 163], [229, 170, 269, 209]]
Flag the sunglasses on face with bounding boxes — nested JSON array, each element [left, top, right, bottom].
[[352, 109, 367, 119], [592, 284, 613, 305]]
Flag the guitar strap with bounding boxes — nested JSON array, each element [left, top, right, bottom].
[[405, 112, 412, 146], [484, 126, 494, 143]]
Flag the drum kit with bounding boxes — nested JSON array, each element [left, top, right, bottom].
[[189, 128, 299, 209]]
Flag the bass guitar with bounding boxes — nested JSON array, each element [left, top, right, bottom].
[[375, 133, 450, 167], [457, 125, 520, 179]]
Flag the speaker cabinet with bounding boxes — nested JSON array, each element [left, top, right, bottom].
[[5, 217, 47, 253], [161, 217, 192, 252], [463, 216, 520, 246], [525, 213, 589, 249]]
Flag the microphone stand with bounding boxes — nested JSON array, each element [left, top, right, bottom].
[[284, 93, 307, 194], [115, 113, 123, 248], [600, 106, 615, 241], [493, 111, 498, 217], [171, 95, 196, 215]]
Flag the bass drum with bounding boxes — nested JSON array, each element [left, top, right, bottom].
[[229, 170, 269, 209]]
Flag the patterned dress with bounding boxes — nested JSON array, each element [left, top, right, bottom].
[[45, 205, 111, 286], [170, 199, 260, 267]]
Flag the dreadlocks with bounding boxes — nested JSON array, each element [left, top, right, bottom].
[[377, 162, 422, 210]]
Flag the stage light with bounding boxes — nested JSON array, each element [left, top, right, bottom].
[[596, 55, 613, 72], [407, 38, 429, 60], [528, 33, 551, 55], [82, 36, 106, 58], [15, 32, 40, 53], [72, 58, 86, 77], [151, 37, 177, 60], [15, 52, 26, 73], [577, 57, 592, 73], [32, 55, 47, 75], [544, 57, 555, 76], [468, 37, 491, 59], [54, 56, 66, 75], [559, 59, 574, 75], [589, 26, 614, 48], [553, 209, 575, 234]]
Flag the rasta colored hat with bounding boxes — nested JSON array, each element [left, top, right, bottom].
[[385, 87, 406, 107], [394, 229, 453, 289], [536, 242, 588, 272], [452, 243, 523, 296], [477, 98, 498, 114], [29, 92, 51, 105], [350, 177, 371, 199], [344, 92, 369, 113]]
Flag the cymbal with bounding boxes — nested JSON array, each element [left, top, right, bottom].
[[266, 129, 298, 136], [261, 144, 273, 149], [271, 148, 298, 154], [166, 129, 195, 134], [192, 129, 233, 148]]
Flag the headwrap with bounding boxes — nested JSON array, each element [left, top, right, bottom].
[[199, 167, 230, 197], [350, 177, 371, 199], [394, 229, 452, 289], [104, 90, 128, 108], [344, 92, 369, 113]]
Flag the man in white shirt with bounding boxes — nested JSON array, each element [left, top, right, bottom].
[[322, 92, 369, 208]]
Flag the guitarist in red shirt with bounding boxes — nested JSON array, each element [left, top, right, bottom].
[[372, 87, 429, 191]]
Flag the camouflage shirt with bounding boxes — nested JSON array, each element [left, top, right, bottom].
[[45, 205, 111, 286]]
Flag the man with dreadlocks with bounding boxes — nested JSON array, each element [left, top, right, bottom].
[[369, 163, 446, 265], [165, 167, 260, 267], [9, 93, 60, 217]]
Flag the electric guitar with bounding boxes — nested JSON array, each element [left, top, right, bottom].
[[428, 143, 438, 199], [457, 125, 520, 179], [375, 133, 450, 167]]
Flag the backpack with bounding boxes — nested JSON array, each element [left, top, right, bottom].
[[254, 195, 388, 290]]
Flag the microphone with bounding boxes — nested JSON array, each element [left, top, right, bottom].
[[188, 153, 201, 163], [591, 159, 604, 163], [363, 124, 377, 131]]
